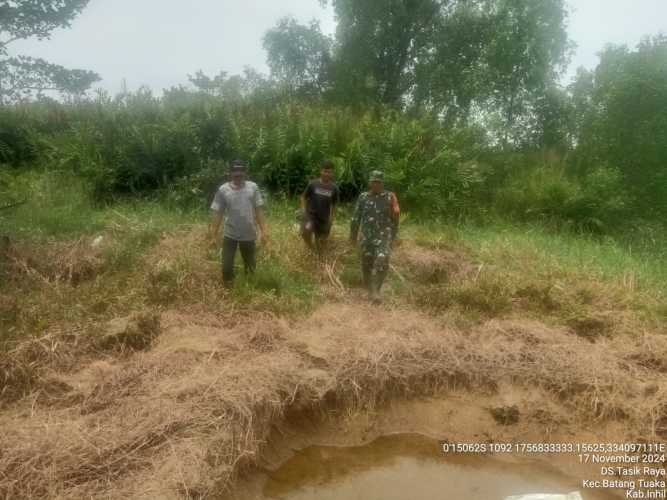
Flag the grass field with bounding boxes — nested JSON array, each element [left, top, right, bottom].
[[1, 170, 666, 498], [2, 169, 665, 341]]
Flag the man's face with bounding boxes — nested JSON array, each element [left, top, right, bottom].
[[320, 168, 334, 184], [230, 171, 245, 186], [369, 180, 383, 194]]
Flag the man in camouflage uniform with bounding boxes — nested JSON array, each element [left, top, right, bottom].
[[350, 170, 400, 304]]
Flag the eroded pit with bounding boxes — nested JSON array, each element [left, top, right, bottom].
[[241, 434, 615, 500], [229, 394, 634, 500]]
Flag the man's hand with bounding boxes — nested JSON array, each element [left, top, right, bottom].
[[209, 211, 223, 251], [258, 231, 269, 247]]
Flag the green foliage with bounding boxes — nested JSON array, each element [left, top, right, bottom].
[[45, 93, 200, 200], [324, 0, 442, 106], [163, 159, 227, 209], [0, 1, 100, 102], [0, 56, 100, 102], [263, 17, 332, 95], [319, 0, 570, 138], [483, 0, 571, 133], [571, 36, 667, 218], [0, 109, 38, 166], [229, 104, 489, 210], [0, 169, 30, 208], [2, 53, 665, 229], [0, 0, 90, 46], [453, 220, 667, 303], [494, 164, 630, 231], [221, 246, 321, 316], [70, 95, 486, 211], [1, 170, 103, 238]]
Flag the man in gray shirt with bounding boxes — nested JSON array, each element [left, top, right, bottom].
[[209, 161, 268, 287]]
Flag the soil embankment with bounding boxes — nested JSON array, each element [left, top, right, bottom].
[[1, 298, 666, 499]]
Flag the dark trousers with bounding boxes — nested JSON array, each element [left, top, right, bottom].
[[222, 237, 256, 286]]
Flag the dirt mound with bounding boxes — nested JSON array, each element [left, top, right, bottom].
[[0, 304, 665, 499], [392, 241, 476, 284], [3, 236, 109, 285], [98, 312, 161, 352], [0, 325, 90, 405], [624, 331, 667, 372]]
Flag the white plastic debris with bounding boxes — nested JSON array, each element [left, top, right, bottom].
[[505, 493, 583, 500], [91, 236, 104, 249]]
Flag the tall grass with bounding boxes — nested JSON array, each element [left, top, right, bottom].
[[406, 219, 666, 296], [466, 224, 664, 292], [2, 169, 665, 347], [2, 92, 653, 230], [1, 169, 202, 241]]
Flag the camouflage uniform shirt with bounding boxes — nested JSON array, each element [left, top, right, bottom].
[[350, 191, 400, 256]]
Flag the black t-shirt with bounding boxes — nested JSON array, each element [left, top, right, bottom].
[[304, 179, 340, 223]]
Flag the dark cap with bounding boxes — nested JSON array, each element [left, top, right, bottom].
[[229, 159, 246, 173], [321, 159, 334, 170]]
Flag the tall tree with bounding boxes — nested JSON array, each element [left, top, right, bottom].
[[411, 0, 493, 121], [526, 84, 574, 151], [318, 0, 570, 129], [483, 0, 571, 143], [263, 17, 331, 95], [0, 0, 100, 102], [188, 70, 227, 97], [324, 0, 442, 107], [572, 36, 667, 216]]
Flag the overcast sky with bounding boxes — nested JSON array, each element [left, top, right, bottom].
[[8, 0, 667, 95]]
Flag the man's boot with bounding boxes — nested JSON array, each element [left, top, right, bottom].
[[370, 278, 380, 304], [371, 269, 388, 304], [362, 258, 373, 294]]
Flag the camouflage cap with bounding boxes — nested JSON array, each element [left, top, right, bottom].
[[369, 170, 384, 182]]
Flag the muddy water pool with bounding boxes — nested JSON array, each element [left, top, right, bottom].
[[259, 434, 618, 500]]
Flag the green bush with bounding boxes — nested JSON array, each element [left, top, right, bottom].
[[0, 109, 38, 166], [50, 107, 200, 200], [163, 159, 228, 209], [1, 85, 663, 231], [572, 37, 667, 219], [494, 164, 631, 231], [0, 169, 30, 208], [224, 104, 488, 213]]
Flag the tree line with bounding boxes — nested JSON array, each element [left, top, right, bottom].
[[1, 0, 666, 228]]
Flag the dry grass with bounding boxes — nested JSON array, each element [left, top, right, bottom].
[[0, 313, 155, 406], [1, 223, 666, 499], [143, 227, 222, 306], [392, 240, 476, 284], [3, 236, 108, 286], [96, 312, 161, 352], [1, 303, 666, 499], [140, 224, 322, 315]]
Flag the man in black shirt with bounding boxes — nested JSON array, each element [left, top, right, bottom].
[[300, 159, 340, 253]]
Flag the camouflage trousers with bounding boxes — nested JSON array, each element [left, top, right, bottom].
[[360, 240, 392, 283]]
